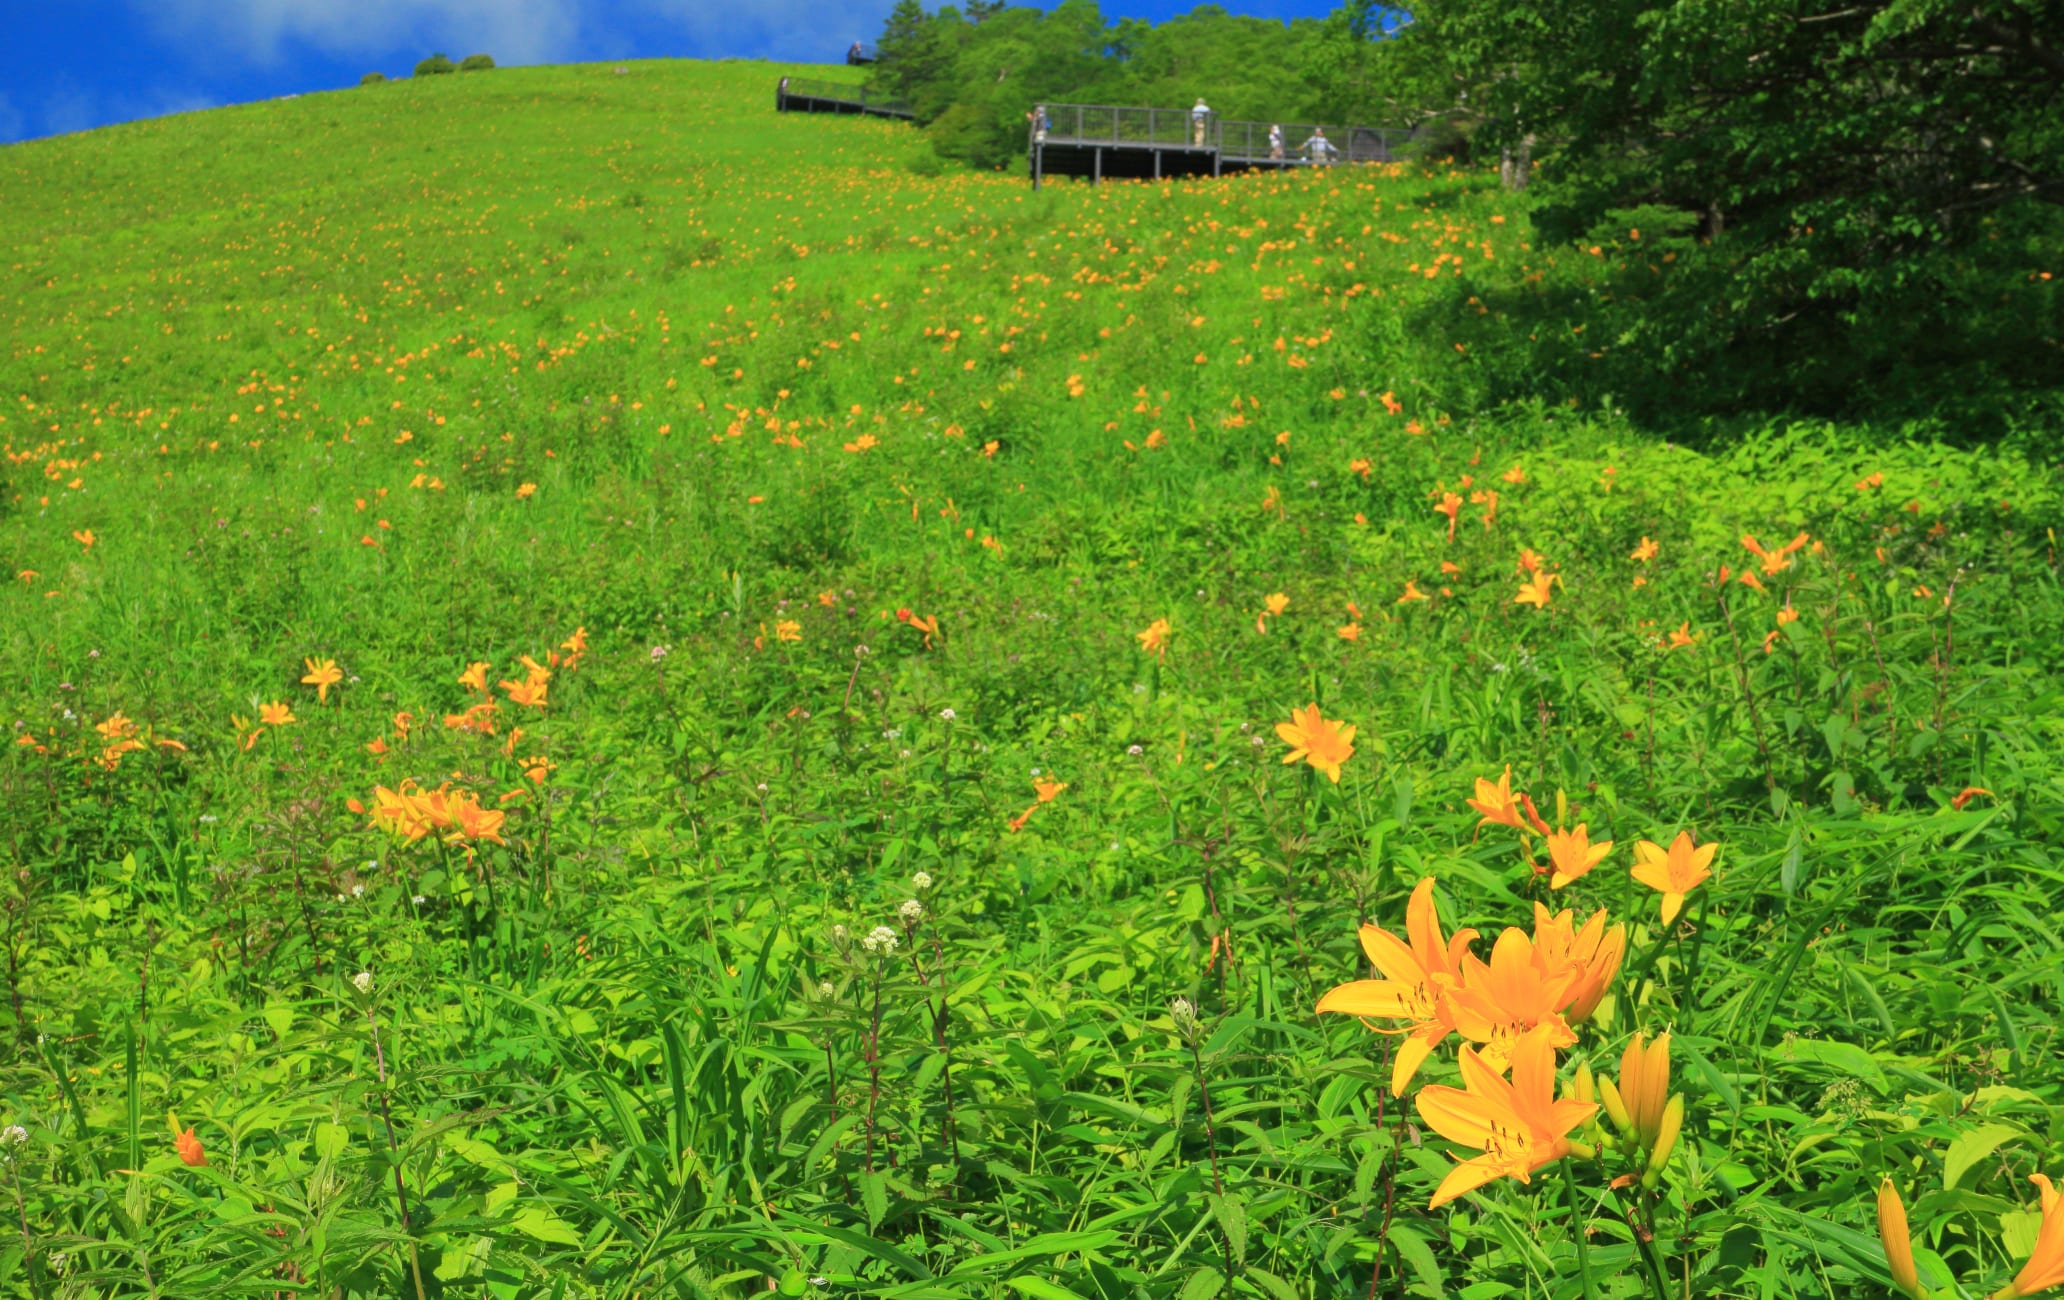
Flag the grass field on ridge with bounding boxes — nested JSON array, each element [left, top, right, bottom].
[[2, 57, 2063, 1300]]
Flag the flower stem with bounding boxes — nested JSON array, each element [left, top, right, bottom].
[[1560, 1159, 1604, 1300]]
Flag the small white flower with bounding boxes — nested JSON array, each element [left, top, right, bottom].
[[818, 981, 835, 998], [411, 895, 427, 905], [352, 971, 374, 995], [351, 883, 365, 898], [757, 782, 769, 792], [911, 871, 933, 891], [862, 925, 900, 954], [939, 707, 956, 721], [898, 899, 925, 924], [831, 924, 850, 943], [1, 1125, 25, 1147], [1030, 767, 1042, 776], [1127, 744, 1144, 756], [810, 1278, 828, 1289], [47, 1252, 65, 1276], [650, 644, 671, 662]]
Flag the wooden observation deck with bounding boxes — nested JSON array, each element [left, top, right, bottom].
[[776, 76, 913, 121], [1028, 104, 1410, 189]]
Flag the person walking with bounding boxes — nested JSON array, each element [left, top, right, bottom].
[[1268, 123, 1284, 160], [1191, 97, 1212, 147], [1303, 126, 1338, 165]]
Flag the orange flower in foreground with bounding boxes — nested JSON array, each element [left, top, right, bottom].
[[1530, 904, 1625, 1023], [168, 1112, 206, 1167], [1276, 703, 1355, 783], [301, 657, 343, 702], [1316, 876, 1479, 1094], [1544, 824, 1613, 889], [1630, 831, 1716, 925], [1447, 928, 1579, 1071], [459, 661, 491, 694], [258, 701, 295, 727], [2000, 1173, 2064, 1299], [1136, 618, 1172, 660], [1414, 1029, 1595, 1208]]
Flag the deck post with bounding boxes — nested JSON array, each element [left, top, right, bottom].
[[1093, 147, 1102, 185], [1033, 142, 1043, 191], [1154, 150, 1162, 181]]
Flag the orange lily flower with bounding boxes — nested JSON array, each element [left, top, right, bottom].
[[1514, 572, 1555, 608], [1545, 824, 1612, 889], [1467, 766, 1528, 833], [1741, 531, 1810, 577], [1137, 618, 1172, 660], [1415, 1028, 1596, 1207], [459, 661, 491, 694], [1630, 537, 1658, 562], [301, 657, 343, 702], [1530, 904, 1625, 1023], [1397, 580, 1430, 604], [258, 701, 295, 727], [1433, 492, 1462, 542], [1996, 1174, 2064, 1299], [1630, 831, 1716, 925], [1276, 703, 1355, 783], [1256, 591, 1290, 634], [1316, 877, 1479, 1094], [1448, 928, 1579, 1071]]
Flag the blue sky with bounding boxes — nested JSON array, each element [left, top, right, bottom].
[[0, 0, 1343, 145]]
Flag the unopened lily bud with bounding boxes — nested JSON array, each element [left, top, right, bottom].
[[1573, 1061, 1596, 1105], [1598, 1074, 1635, 1137], [1876, 1178, 1923, 1299], [1641, 1094, 1685, 1189]]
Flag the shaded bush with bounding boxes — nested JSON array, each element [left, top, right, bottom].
[[360, 72, 388, 86], [414, 53, 457, 77], [460, 54, 496, 72]]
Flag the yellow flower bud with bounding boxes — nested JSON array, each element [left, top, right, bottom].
[[1574, 1061, 1596, 1105], [1641, 1094, 1685, 1189], [1598, 1074, 1634, 1137], [1877, 1177, 1923, 1299]]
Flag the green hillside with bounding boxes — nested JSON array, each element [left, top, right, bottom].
[[1, 59, 2062, 1299]]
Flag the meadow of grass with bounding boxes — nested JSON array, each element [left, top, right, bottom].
[[2, 56, 2063, 1300]]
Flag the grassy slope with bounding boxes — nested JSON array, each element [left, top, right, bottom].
[[0, 59, 2062, 1299]]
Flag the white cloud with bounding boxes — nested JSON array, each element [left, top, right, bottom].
[[641, 0, 901, 62], [141, 0, 583, 67]]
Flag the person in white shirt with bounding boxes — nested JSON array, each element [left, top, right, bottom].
[[1191, 98, 1211, 146], [1303, 127, 1338, 164], [1268, 123, 1284, 159]]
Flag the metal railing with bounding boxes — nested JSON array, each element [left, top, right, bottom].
[[777, 77, 912, 118], [1031, 103, 1410, 165]]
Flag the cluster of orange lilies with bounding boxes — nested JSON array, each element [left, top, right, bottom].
[[1467, 766, 1715, 924], [359, 779, 508, 848], [1318, 878, 1679, 1208]]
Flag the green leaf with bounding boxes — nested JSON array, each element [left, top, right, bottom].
[[508, 1205, 583, 1246], [1386, 1222, 1443, 1297], [944, 1230, 1120, 1277], [1178, 1267, 1224, 1300], [1944, 1124, 2023, 1190], [1004, 1278, 1091, 1300]]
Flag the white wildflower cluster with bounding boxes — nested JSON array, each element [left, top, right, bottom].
[[831, 923, 850, 943], [862, 925, 900, 955], [911, 871, 933, 891], [939, 707, 957, 721], [0, 1125, 25, 1162], [898, 899, 925, 924], [352, 971, 374, 995], [818, 981, 836, 999]]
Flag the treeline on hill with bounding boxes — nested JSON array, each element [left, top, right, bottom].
[[870, 0, 2062, 443]]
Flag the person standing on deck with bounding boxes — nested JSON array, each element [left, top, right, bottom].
[[1268, 123, 1284, 159], [1192, 98, 1212, 147], [1028, 104, 1050, 143], [1303, 126, 1338, 164]]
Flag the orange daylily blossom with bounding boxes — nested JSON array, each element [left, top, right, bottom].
[[1276, 703, 1355, 783], [503, 678, 549, 709], [1776, 604, 1800, 626], [1856, 472, 1885, 492], [1514, 572, 1555, 608], [1951, 786, 1992, 811], [1666, 622, 1700, 650], [1630, 831, 1717, 925], [1530, 904, 1625, 1023], [1994, 1173, 2064, 1299], [1516, 549, 1544, 575], [458, 661, 491, 694], [301, 657, 343, 702], [1256, 591, 1290, 634], [896, 607, 941, 649], [444, 701, 499, 735], [1433, 492, 1462, 542], [169, 1112, 206, 1167], [1415, 1028, 1596, 1208], [1337, 622, 1362, 642], [258, 701, 295, 727], [1467, 767, 1529, 833], [1397, 580, 1430, 604], [1877, 1179, 1923, 1300], [1137, 618, 1172, 660], [1545, 824, 1613, 889], [367, 780, 508, 847], [73, 529, 97, 549], [1448, 928, 1580, 1071], [1316, 876, 1479, 1095], [1741, 531, 1810, 577], [1630, 537, 1659, 562], [1007, 778, 1069, 833]]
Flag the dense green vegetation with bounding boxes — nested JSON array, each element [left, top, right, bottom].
[[874, 0, 2063, 438], [1, 53, 2062, 1300]]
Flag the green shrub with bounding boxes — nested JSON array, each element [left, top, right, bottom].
[[360, 71, 388, 86], [414, 53, 457, 77], [460, 53, 496, 72]]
